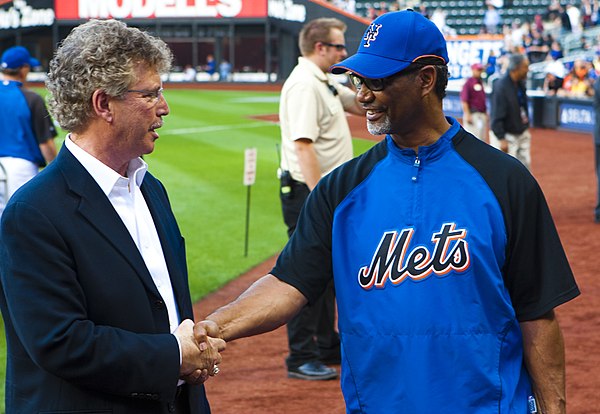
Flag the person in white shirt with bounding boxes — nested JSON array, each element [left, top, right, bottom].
[[0, 19, 223, 414], [278, 17, 364, 381]]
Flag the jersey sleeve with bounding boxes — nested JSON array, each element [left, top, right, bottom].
[[453, 131, 580, 321], [24, 91, 58, 144], [271, 140, 389, 303], [271, 182, 334, 303], [502, 174, 580, 321]]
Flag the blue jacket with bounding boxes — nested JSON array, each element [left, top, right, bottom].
[[273, 119, 579, 413], [0, 80, 56, 166]]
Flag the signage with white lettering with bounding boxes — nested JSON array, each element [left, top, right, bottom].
[[0, 0, 54, 30], [442, 92, 463, 118], [446, 35, 503, 80], [558, 102, 594, 133], [54, 0, 268, 20], [267, 0, 306, 22]]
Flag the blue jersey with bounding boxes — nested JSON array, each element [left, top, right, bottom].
[[272, 118, 579, 413], [0, 80, 57, 166]]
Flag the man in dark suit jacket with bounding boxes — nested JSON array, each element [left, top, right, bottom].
[[0, 19, 223, 413], [489, 53, 532, 169]]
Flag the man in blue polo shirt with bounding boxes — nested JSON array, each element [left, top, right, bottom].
[[0, 46, 57, 214], [200, 10, 579, 414]]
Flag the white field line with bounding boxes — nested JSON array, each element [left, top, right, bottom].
[[163, 121, 277, 136]]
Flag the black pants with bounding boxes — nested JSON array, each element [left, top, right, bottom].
[[171, 385, 190, 413], [280, 178, 340, 369]]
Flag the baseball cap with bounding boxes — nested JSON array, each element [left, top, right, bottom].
[[1, 46, 41, 70], [471, 63, 484, 71], [330, 9, 448, 78]]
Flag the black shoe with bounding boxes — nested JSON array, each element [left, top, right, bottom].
[[287, 361, 338, 380]]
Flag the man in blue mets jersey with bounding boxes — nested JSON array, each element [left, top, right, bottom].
[[199, 10, 580, 414]]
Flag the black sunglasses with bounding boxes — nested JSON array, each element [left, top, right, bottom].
[[348, 73, 399, 92], [322, 42, 347, 51]]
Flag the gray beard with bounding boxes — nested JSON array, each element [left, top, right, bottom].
[[367, 116, 392, 136]]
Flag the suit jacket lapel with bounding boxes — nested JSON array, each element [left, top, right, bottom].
[[57, 147, 162, 298], [141, 179, 192, 319]]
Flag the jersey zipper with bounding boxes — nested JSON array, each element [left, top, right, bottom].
[[409, 155, 421, 225], [412, 156, 420, 182]]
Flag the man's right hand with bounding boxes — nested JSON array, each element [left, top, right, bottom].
[[174, 319, 225, 382]]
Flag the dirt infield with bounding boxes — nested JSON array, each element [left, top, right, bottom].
[[194, 109, 598, 413]]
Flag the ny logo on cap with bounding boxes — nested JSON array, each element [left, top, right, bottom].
[[363, 24, 382, 48]]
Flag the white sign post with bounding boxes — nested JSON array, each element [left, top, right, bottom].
[[243, 148, 257, 256]]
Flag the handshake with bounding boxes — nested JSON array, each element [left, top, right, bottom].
[[174, 319, 225, 385]]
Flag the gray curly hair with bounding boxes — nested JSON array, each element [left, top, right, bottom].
[[46, 19, 173, 133]]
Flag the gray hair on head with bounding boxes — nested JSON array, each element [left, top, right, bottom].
[[45, 19, 173, 133], [507, 53, 527, 72]]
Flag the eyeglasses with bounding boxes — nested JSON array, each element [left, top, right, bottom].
[[348, 58, 443, 92], [126, 87, 164, 105], [322, 42, 347, 51], [348, 73, 399, 92]]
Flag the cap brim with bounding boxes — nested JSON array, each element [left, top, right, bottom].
[[330, 51, 412, 78], [29, 57, 41, 68]]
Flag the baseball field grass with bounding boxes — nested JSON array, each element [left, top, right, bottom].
[[0, 86, 376, 411]]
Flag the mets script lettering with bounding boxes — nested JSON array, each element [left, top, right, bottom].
[[358, 223, 470, 289]]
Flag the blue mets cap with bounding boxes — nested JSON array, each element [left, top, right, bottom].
[[1, 46, 41, 70], [330, 9, 448, 78]]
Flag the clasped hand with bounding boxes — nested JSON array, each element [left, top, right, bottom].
[[174, 319, 225, 384]]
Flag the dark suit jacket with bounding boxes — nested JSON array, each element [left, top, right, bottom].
[[0, 145, 211, 413], [490, 74, 529, 139]]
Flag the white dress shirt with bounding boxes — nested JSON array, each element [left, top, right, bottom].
[[64, 136, 181, 334]]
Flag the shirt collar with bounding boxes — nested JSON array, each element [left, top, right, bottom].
[[386, 117, 460, 161], [298, 56, 329, 82], [65, 134, 148, 196]]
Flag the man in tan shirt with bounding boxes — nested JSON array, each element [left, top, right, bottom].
[[278, 17, 364, 380]]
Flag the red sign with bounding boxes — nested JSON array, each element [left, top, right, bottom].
[[54, 0, 268, 20]]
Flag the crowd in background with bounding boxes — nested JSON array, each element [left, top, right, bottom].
[[481, 2, 600, 99], [324, 0, 600, 99]]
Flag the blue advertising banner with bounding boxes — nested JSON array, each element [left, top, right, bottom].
[[443, 92, 463, 118], [558, 101, 594, 133], [446, 35, 504, 80], [443, 91, 494, 120]]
